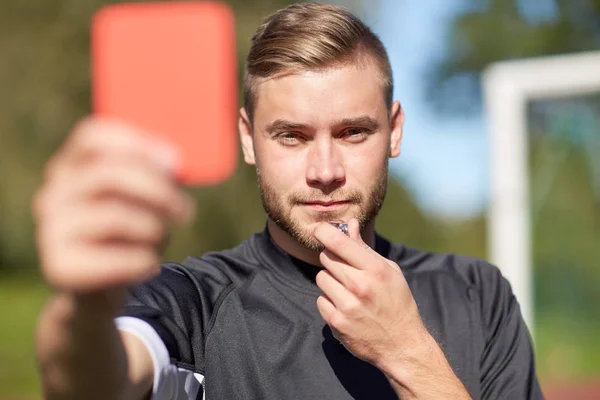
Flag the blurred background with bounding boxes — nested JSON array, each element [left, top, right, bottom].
[[0, 0, 598, 398]]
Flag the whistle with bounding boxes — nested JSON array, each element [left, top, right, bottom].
[[329, 221, 349, 235]]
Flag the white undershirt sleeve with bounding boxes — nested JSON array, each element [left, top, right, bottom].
[[115, 316, 204, 400]]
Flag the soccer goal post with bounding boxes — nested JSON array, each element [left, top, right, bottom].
[[482, 51, 600, 335]]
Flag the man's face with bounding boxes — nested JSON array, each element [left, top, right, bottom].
[[241, 62, 403, 251]]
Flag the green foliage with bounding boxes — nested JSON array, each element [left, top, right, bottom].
[[427, 0, 600, 115]]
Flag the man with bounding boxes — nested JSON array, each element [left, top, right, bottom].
[[34, 3, 543, 399]]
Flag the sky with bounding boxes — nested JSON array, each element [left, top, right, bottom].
[[346, 0, 490, 219]]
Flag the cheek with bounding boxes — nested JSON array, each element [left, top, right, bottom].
[[256, 143, 306, 188], [345, 141, 388, 179]]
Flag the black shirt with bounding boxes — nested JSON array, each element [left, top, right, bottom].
[[120, 228, 543, 399]]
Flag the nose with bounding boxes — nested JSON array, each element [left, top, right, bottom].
[[305, 138, 345, 189]]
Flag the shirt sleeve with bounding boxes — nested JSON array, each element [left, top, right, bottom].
[[115, 317, 203, 400], [478, 262, 544, 399], [116, 261, 222, 399]]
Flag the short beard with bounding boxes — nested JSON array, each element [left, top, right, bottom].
[[257, 160, 388, 252]]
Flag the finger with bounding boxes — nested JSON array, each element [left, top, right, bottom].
[[348, 217, 378, 254], [314, 223, 376, 270], [55, 199, 167, 245], [42, 243, 161, 292], [322, 250, 380, 300], [47, 117, 179, 180], [316, 295, 336, 323], [346, 219, 398, 272], [319, 249, 361, 289], [50, 158, 194, 223], [315, 269, 354, 308], [347, 218, 361, 241]]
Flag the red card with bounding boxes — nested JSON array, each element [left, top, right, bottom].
[[91, 2, 238, 185]]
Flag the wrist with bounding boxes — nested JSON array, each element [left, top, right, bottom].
[[376, 328, 440, 383], [37, 289, 127, 355], [37, 290, 131, 400], [376, 332, 469, 399], [37, 289, 127, 356], [73, 288, 128, 318]]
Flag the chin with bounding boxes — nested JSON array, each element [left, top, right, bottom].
[[300, 213, 345, 227]]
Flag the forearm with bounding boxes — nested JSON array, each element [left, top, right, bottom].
[[36, 291, 152, 400], [379, 334, 471, 400]]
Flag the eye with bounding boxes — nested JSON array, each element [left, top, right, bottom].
[[276, 132, 303, 146], [341, 127, 370, 142]]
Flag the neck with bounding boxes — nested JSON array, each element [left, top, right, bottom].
[[266, 219, 377, 266]]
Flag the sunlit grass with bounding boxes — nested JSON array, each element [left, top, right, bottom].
[[0, 274, 48, 399], [536, 313, 600, 383]]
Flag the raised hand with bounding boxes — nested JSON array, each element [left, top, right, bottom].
[[33, 117, 195, 295], [314, 219, 428, 368]]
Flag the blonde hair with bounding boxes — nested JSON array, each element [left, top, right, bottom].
[[243, 2, 393, 122]]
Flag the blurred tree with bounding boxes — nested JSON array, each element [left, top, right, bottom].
[[427, 0, 600, 270], [427, 0, 600, 115]]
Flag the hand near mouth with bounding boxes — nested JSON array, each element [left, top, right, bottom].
[[313, 218, 470, 399]]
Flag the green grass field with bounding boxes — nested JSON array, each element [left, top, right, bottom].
[[0, 275, 598, 399], [0, 275, 48, 399], [535, 314, 600, 382]]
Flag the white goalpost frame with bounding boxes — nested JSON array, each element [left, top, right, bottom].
[[482, 51, 600, 335]]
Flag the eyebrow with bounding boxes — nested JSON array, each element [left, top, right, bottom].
[[332, 116, 380, 131], [264, 115, 380, 135], [265, 120, 310, 135]]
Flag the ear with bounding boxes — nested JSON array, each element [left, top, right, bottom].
[[239, 107, 256, 165], [389, 101, 404, 158]]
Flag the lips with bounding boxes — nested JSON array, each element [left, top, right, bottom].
[[303, 201, 348, 206], [301, 201, 350, 211]]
